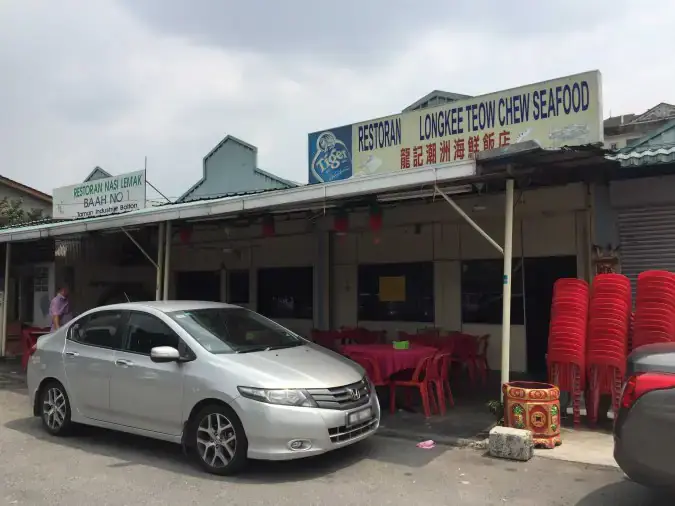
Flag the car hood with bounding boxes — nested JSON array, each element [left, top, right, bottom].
[[217, 344, 364, 389]]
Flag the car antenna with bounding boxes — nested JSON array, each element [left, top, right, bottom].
[[124, 292, 131, 302]]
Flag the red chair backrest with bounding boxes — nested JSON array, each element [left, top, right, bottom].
[[349, 328, 380, 345], [311, 330, 339, 350], [452, 333, 479, 359], [409, 355, 436, 382], [431, 351, 453, 380]]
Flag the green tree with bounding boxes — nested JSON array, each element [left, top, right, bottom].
[[0, 197, 44, 226]]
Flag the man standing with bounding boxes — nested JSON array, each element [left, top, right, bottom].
[[49, 285, 72, 331]]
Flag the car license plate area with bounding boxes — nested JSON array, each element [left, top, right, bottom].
[[347, 406, 372, 426]]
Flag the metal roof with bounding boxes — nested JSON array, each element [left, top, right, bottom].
[[0, 161, 477, 243]]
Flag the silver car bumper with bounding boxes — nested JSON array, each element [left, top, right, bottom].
[[232, 394, 380, 461]]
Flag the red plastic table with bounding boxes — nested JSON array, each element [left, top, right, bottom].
[[341, 344, 438, 379]]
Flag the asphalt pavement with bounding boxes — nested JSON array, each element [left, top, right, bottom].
[[0, 377, 671, 505]]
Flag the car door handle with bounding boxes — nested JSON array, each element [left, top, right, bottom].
[[65, 351, 79, 358], [115, 359, 134, 367]]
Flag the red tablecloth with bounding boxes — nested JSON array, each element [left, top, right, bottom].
[[341, 344, 437, 379]]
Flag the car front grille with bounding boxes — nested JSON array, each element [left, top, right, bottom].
[[306, 379, 370, 410], [328, 418, 378, 444]]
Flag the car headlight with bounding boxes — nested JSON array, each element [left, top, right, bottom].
[[237, 386, 318, 408], [364, 375, 375, 392]]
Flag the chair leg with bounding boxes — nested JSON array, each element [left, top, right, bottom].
[[389, 384, 397, 414], [573, 365, 582, 427], [420, 384, 432, 418], [444, 378, 455, 407], [428, 382, 439, 415], [588, 366, 599, 426], [435, 381, 446, 415]]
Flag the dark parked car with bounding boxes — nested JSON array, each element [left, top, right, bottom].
[[614, 343, 675, 489]]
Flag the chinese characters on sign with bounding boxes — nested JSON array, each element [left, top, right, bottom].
[[307, 71, 603, 183], [400, 131, 511, 169]]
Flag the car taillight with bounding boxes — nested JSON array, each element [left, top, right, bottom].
[[621, 372, 675, 410]]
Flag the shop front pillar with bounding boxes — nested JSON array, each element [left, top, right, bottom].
[[0, 243, 10, 357], [163, 221, 172, 300]]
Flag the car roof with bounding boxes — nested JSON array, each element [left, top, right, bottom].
[[91, 300, 241, 314]]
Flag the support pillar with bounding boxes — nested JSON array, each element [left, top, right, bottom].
[[163, 221, 172, 300], [1, 243, 10, 357], [501, 179, 515, 391], [156, 222, 165, 301]]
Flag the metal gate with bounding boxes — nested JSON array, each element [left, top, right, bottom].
[[617, 205, 675, 291]]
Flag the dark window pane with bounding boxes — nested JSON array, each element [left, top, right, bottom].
[[228, 270, 250, 304], [257, 267, 313, 320], [358, 262, 434, 322], [125, 312, 179, 354], [461, 259, 524, 325], [72, 311, 124, 349]]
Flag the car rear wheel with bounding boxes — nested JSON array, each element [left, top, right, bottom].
[[40, 381, 73, 436], [190, 404, 248, 475]]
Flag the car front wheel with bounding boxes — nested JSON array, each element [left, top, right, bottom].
[[40, 381, 73, 436], [191, 403, 248, 475]]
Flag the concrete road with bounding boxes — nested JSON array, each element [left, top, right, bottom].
[[0, 380, 670, 506]]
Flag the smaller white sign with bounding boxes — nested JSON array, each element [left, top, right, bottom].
[[53, 170, 147, 220]]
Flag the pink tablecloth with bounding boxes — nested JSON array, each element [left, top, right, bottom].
[[341, 344, 437, 379]]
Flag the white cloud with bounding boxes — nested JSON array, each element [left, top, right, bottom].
[[0, 0, 673, 199]]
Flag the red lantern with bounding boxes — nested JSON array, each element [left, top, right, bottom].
[[262, 215, 275, 238], [179, 226, 192, 244], [334, 212, 349, 235]]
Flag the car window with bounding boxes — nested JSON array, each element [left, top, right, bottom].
[[124, 312, 180, 355], [70, 311, 124, 349], [168, 307, 304, 354]]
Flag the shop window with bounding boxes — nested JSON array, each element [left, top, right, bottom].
[[257, 267, 313, 320], [358, 262, 434, 322], [461, 259, 524, 325], [228, 270, 250, 304]]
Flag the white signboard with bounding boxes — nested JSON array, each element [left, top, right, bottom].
[[53, 170, 146, 219]]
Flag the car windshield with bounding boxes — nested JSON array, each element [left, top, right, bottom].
[[168, 307, 305, 354]]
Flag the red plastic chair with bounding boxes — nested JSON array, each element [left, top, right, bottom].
[[430, 351, 455, 414], [473, 334, 490, 385], [311, 330, 340, 351], [389, 355, 439, 418]]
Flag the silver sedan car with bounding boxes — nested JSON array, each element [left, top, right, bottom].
[[27, 301, 380, 475]]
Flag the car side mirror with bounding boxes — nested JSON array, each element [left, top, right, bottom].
[[150, 346, 181, 363]]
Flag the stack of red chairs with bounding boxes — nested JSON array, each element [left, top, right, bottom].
[[547, 278, 589, 426], [586, 274, 631, 424], [633, 271, 675, 348]]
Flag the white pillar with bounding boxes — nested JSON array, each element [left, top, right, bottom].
[[501, 179, 515, 393], [163, 221, 172, 300], [156, 222, 165, 301], [1, 243, 11, 357]]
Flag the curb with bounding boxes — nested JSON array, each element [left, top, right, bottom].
[[375, 426, 489, 449]]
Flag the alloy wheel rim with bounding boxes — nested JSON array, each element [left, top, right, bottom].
[[196, 413, 237, 468], [43, 387, 66, 430]]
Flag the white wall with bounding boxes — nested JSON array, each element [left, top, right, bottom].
[[70, 183, 590, 373], [326, 184, 588, 372]]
